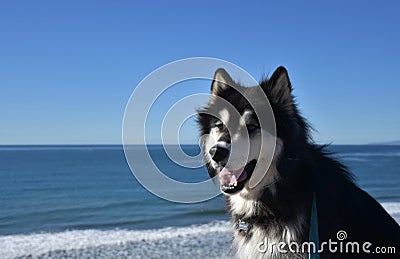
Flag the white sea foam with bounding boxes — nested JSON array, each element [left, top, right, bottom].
[[1, 204, 399, 258], [0, 221, 231, 258], [382, 202, 400, 222]]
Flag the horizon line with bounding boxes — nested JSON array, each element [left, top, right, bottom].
[[0, 142, 398, 146]]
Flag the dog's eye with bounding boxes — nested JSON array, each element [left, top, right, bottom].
[[247, 124, 259, 133], [214, 122, 224, 131]]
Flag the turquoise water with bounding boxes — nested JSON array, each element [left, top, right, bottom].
[[0, 145, 399, 236]]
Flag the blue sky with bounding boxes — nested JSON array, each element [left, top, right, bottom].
[[0, 0, 399, 145]]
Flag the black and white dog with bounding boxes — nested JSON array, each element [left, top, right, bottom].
[[197, 67, 400, 258]]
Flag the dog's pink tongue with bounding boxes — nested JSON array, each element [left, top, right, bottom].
[[219, 167, 247, 186]]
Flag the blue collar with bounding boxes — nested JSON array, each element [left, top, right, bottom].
[[309, 192, 320, 259]]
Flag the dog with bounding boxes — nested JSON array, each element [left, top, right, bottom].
[[197, 66, 400, 258]]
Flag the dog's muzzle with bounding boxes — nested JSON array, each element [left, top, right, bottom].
[[209, 144, 256, 194], [209, 144, 229, 166]]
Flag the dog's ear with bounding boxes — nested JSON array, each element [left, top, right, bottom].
[[264, 66, 295, 112], [211, 68, 234, 95]]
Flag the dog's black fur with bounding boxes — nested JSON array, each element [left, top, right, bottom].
[[197, 66, 400, 258]]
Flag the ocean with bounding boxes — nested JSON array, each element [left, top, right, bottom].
[[0, 145, 399, 258]]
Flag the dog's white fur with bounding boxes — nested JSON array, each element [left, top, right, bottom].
[[230, 187, 307, 258]]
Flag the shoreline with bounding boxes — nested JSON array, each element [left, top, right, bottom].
[[0, 221, 232, 259], [1, 203, 399, 258]]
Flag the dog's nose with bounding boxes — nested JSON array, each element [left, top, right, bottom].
[[209, 145, 230, 164]]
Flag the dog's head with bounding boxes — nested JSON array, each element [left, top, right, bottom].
[[198, 66, 307, 197]]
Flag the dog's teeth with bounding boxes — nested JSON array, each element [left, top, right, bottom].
[[233, 181, 237, 187], [222, 184, 235, 190]]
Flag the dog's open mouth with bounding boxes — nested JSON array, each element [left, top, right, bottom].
[[219, 160, 257, 194]]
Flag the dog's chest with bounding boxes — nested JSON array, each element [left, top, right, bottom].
[[229, 195, 306, 259]]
